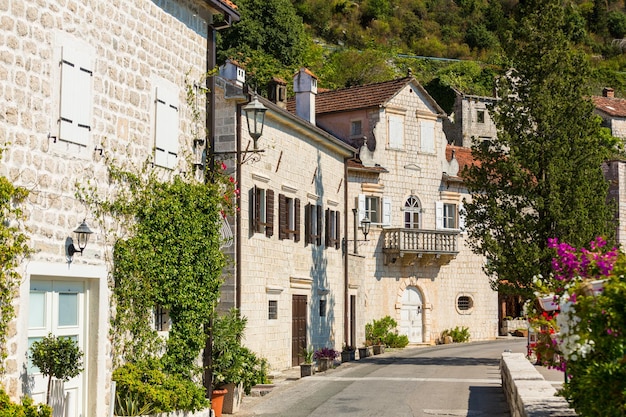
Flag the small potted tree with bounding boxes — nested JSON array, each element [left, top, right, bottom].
[[300, 346, 315, 377], [30, 333, 83, 406]]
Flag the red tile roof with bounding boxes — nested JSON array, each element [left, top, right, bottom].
[[287, 76, 444, 115], [446, 145, 479, 179], [219, 0, 237, 10], [347, 159, 389, 173], [593, 96, 626, 117]]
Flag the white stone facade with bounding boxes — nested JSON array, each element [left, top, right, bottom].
[[444, 92, 498, 147], [0, 0, 235, 414], [317, 80, 499, 346]]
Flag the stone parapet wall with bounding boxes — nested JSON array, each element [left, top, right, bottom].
[[501, 352, 576, 417]]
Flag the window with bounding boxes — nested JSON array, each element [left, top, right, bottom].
[[358, 194, 391, 225], [420, 119, 435, 153], [58, 43, 94, 147], [436, 201, 458, 230], [388, 114, 404, 149], [404, 196, 421, 229], [154, 305, 171, 332], [250, 186, 274, 237], [351, 120, 362, 136], [154, 79, 180, 169], [457, 295, 474, 314], [477, 110, 485, 124], [305, 203, 322, 246], [319, 299, 326, 317], [279, 194, 300, 242], [325, 209, 341, 249], [268, 300, 278, 320]]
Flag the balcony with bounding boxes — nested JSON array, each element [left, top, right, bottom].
[[382, 228, 459, 266]]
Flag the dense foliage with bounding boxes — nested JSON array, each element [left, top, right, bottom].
[[528, 237, 626, 416], [463, 0, 620, 298], [441, 326, 471, 343], [112, 359, 208, 413], [0, 148, 29, 373], [365, 316, 409, 348], [0, 388, 51, 417], [211, 309, 269, 394]]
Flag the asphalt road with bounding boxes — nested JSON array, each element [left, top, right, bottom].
[[237, 339, 565, 417]]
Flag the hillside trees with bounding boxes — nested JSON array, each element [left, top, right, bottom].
[[462, 0, 621, 298]]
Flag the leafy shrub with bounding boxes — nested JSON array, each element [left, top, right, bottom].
[[365, 316, 410, 347], [112, 359, 208, 414], [0, 388, 51, 417], [384, 333, 410, 348], [441, 326, 470, 343], [313, 347, 339, 360]]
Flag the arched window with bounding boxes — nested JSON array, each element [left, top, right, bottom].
[[404, 196, 421, 228]]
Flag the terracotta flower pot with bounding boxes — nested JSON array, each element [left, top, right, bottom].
[[211, 388, 228, 417]]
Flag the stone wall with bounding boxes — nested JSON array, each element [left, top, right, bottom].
[[501, 352, 576, 417]]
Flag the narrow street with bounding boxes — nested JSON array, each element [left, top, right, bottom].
[[237, 339, 564, 417]]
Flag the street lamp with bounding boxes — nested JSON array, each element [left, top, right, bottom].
[[242, 93, 267, 149], [67, 220, 94, 263], [343, 209, 372, 255]]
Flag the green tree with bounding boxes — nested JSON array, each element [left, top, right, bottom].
[[463, 0, 621, 298], [320, 48, 397, 89], [218, 0, 309, 88]]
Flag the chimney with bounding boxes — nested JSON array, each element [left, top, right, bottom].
[[268, 77, 287, 109], [219, 59, 246, 87], [603, 87, 615, 98], [293, 68, 318, 124]]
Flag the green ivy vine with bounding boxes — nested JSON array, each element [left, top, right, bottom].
[[79, 159, 236, 378], [0, 147, 30, 373]]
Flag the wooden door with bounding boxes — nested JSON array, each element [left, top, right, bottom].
[[292, 295, 307, 366]]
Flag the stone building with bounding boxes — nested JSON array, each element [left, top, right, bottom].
[[215, 63, 355, 370], [0, 0, 238, 414], [289, 72, 499, 347], [443, 89, 498, 147]]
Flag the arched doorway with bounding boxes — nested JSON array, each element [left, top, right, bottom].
[[400, 286, 423, 343]]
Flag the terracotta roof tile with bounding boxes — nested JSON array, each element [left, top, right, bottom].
[[593, 96, 626, 117], [220, 0, 237, 10], [446, 145, 479, 179], [287, 77, 415, 114], [347, 159, 388, 173]]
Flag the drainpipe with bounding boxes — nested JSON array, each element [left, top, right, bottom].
[[236, 102, 242, 310], [343, 157, 350, 346]]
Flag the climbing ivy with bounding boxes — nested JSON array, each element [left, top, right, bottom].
[[0, 148, 30, 373], [79, 160, 235, 378]]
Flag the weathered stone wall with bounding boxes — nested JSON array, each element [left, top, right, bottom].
[[1, 0, 210, 414]]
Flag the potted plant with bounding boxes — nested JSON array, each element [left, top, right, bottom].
[[358, 341, 373, 359], [300, 346, 315, 377], [30, 333, 83, 405], [313, 347, 339, 372], [212, 310, 269, 416], [341, 344, 356, 362]]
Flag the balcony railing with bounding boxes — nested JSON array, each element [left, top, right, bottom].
[[382, 228, 459, 265]]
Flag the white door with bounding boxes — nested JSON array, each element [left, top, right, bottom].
[[400, 287, 423, 343], [28, 280, 86, 416]]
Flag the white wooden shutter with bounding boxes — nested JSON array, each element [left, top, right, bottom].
[[154, 82, 179, 169], [420, 120, 435, 153], [435, 201, 444, 230], [388, 114, 404, 149], [357, 194, 366, 224], [59, 46, 93, 146], [382, 197, 392, 226]]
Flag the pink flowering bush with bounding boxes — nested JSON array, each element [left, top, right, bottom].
[[528, 237, 626, 416]]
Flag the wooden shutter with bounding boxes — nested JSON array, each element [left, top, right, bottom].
[[266, 189, 274, 237], [325, 209, 330, 248], [294, 198, 301, 243], [279, 194, 287, 240], [335, 212, 341, 249], [388, 114, 404, 149], [357, 194, 366, 223], [382, 197, 392, 226], [316, 205, 323, 246], [421, 119, 435, 153], [250, 186, 259, 233], [59, 45, 93, 146], [304, 203, 311, 246], [435, 201, 444, 230], [154, 82, 179, 169]]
